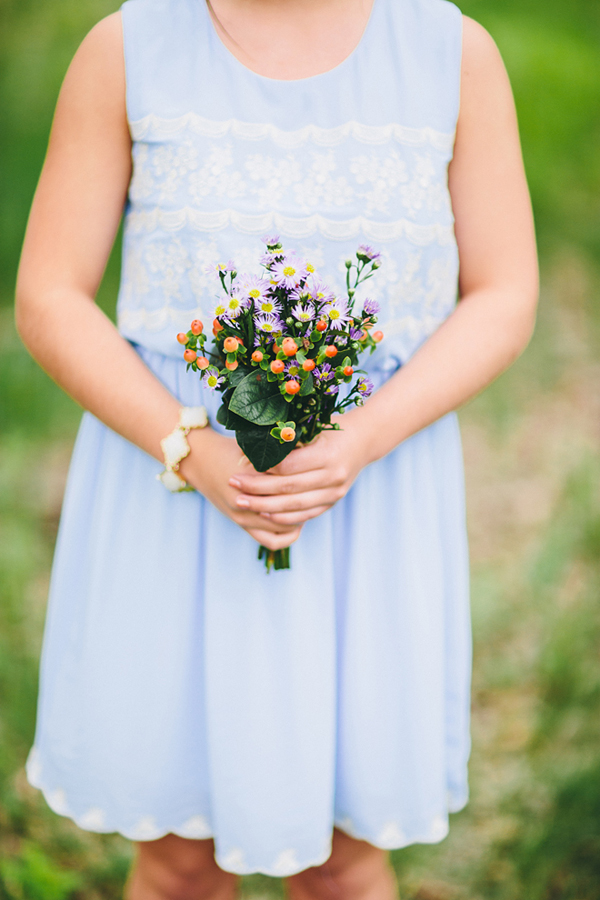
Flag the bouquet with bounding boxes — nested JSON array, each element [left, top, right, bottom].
[[177, 236, 383, 571]]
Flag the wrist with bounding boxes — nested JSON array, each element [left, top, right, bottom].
[[157, 406, 209, 492]]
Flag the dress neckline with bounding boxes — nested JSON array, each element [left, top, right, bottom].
[[202, 0, 380, 85]]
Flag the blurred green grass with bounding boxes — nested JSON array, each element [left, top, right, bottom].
[[1, 0, 599, 897]]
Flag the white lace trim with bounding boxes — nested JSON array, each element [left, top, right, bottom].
[[130, 113, 455, 154], [27, 747, 459, 873], [125, 207, 455, 246]]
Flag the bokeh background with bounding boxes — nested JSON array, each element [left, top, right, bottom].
[[1, 0, 599, 896]]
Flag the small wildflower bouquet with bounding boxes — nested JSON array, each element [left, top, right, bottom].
[[177, 236, 383, 571]]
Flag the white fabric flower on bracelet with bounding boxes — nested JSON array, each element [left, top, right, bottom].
[[157, 406, 208, 492]]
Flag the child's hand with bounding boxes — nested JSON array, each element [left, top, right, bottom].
[[179, 428, 303, 551], [227, 412, 370, 526]]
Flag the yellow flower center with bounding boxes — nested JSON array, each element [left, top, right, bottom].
[[208, 376, 217, 387], [249, 289, 260, 299], [215, 304, 226, 316], [228, 298, 240, 309], [289, 366, 299, 376], [329, 309, 340, 320], [306, 263, 315, 273], [262, 323, 274, 332], [283, 266, 296, 277], [261, 302, 275, 312]]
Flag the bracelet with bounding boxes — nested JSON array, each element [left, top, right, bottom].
[[157, 406, 208, 492]]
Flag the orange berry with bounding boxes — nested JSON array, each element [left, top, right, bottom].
[[252, 350, 264, 363], [191, 319, 203, 335], [316, 320, 327, 332], [302, 359, 316, 372], [225, 359, 238, 371], [285, 380, 300, 395], [183, 349, 197, 363], [325, 345, 338, 358], [197, 356, 210, 370], [213, 318, 224, 332], [373, 330, 384, 343], [177, 332, 188, 344], [282, 337, 298, 357], [272, 342, 282, 354], [281, 427, 296, 442], [360, 330, 368, 341], [223, 336, 239, 353], [343, 365, 353, 377], [270, 359, 285, 374]]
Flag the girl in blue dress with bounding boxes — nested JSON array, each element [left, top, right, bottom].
[[16, 0, 538, 896]]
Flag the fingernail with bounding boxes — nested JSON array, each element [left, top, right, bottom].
[[260, 512, 271, 518], [229, 478, 242, 488], [236, 497, 250, 507]]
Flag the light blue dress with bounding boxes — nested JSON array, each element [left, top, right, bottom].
[[27, 0, 471, 877]]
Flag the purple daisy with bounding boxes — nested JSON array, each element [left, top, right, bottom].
[[350, 325, 365, 341], [362, 298, 380, 317], [305, 275, 335, 307], [291, 302, 315, 323], [357, 245, 382, 262], [255, 312, 284, 335], [357, 376, 374, 398], [324, 298, 351, 330], [271, 254, 307, 289], [202, 367, 226, 390], [261, 233, 281, 246], [314, 363, 334, 385], [285, 359, 302, 379]]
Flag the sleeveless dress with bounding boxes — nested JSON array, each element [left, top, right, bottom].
[[26, 0, 471, 877]]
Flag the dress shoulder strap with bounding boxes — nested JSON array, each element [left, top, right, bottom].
[[120, 0, 204, 122]]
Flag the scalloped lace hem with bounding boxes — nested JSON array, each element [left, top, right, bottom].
[[26, 748, 467, 876], [129, 113, 455, 153], [124, 207, 455, 246]]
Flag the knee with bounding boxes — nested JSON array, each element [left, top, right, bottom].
[[127, 835, 237, 900], [288, 840, 396, 900]]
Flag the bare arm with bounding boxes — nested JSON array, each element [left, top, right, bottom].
[[15, 14, 299, 550], [231, 17, 539, 522]]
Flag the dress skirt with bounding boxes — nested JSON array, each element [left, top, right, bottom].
[[27, 342, 471, 877]]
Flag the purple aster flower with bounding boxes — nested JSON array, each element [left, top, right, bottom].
[[362, 298, 380, 317], [357, 376, 374, 398], [254, 295, 282, 315], [325, 383, 340, 395], [236, 274, 271, 304], [357, 244, 382, 262], [202, 367, 226, 390], [350, 325, 365, 341], [285, 359, 302, 379], [259, 249, 285, 267], [271, 254, 307, 289], [222, 291, 249, 320], [305, 275, 335, 307], [291, 302, 315, 323], [314, 363, 334, 385], [261, 233, 281, 246], [255, 312, 283, 335], [324, 298, 351, 330]]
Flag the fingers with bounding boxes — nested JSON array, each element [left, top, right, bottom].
[[229, 468, 326, 497], [245, 526, 302, 551], [232, 508, 298, 534], [236, 487, 342, 515], [261, 505, 330, 525]]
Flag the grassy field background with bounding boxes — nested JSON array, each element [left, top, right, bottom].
[[1, 0, 599, 896]]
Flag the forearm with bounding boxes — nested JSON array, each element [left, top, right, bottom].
[[357, 283, 537, 464], [15, 285, 185, 462]]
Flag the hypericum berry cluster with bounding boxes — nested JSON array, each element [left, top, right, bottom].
[[177, 237, 382, 448]]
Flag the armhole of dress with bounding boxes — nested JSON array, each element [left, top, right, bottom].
[[452, 6, 465, 157], [119, 1, 137, 134]]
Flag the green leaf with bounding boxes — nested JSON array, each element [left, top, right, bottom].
[[216, 402, 248, 431], [299, 372, 315, 395], [227, 366, 250, 387], [236, 423, 298, 471], [229, 371, 288, 425]]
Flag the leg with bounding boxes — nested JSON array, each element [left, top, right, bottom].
[[125, 833, 238, 900], [286, 828, 399, 900]]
